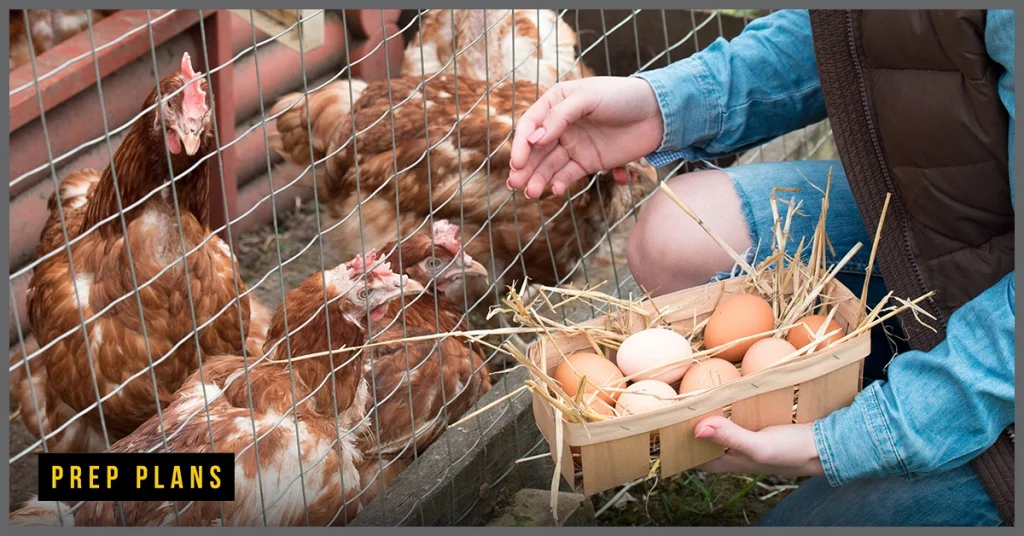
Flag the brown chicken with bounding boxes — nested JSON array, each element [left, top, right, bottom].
[[402, 9, 590, 89], [269, 75, 652, 296], [9, 10, 117, 71], [354, 219, 493, 504], [9, 255, 423, 527], [13, 53, 255, 453]]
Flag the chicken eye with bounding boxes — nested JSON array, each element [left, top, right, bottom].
[[356, 288, 369, 301], [425, 257, 445, 271]]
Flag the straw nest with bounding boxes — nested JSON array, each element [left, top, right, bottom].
[[475, 168, 936, 428], [442, 167, 937, 523]]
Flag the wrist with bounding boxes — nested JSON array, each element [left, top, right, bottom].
[[797, 422, 826, 476]]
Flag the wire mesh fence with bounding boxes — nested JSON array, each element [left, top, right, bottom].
[[7, 9, 834, 526]]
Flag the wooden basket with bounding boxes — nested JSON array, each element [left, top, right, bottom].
[[527, 273, 870, 496]]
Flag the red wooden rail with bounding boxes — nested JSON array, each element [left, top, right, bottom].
[[8, 9, 236, 238], [9, 10, 201, 133]]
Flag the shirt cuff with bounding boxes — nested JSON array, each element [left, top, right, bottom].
[[813, 382, 910, 486], [632, 56, 723, 160]]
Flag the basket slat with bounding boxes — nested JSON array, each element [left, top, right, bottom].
[[580, 434, 651, 496], [730, 386, 796, 431], [658, 411, 726, 478], [527, 271, 871, 495], [795, 361, 861, 423], [531, 391, 575, 486]]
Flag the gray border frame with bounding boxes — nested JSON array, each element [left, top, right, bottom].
[[3, 2, 1018, 532]]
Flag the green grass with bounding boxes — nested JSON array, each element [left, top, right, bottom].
[[593, 472, 806, 527]]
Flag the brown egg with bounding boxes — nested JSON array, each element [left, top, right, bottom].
[[741, 337, 798, 376], [678, 358, 741, 394], [703, 293, 776, 362], [786, 315, 846, 352], [553, 352, 627, 407], [615, 380, 679, 416]]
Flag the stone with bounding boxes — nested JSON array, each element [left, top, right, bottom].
[[487, 488, 596, 527]]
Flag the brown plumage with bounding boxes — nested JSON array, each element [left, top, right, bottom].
[[9, 255, 424, 527], [13, 53, 254, 453], [402, 9, 591, 88], [268, 73, 651, 294], [9, 10, 117, 71], [354, 220, 492, 503]]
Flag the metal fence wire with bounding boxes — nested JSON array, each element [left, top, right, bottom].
[[7, 9, 834, 526]]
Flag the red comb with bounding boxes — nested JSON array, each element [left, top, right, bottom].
[[180, 52, 207, 119], [431, 220, 462, 255], [345, 249, 397, 279]]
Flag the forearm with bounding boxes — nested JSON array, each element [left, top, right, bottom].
[[815, 271, 1016, 485], [633, 9, 827, 165]]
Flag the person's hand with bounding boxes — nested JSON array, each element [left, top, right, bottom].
[[692, 415, 826, 478], [507, 76, 664, 199]]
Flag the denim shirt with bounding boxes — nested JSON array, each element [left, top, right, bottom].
[[634, 9, 1016, 486]]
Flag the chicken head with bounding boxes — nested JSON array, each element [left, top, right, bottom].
[[154, 52, 211, 157]]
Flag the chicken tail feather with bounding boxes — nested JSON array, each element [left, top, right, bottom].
[[9, 498, 75, 527]]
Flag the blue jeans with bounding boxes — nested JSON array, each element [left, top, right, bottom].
[[717, 160, 907, 384], [718, 160, 1002, 526]]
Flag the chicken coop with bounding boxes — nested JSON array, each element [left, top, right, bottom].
[[6, 9, 836, 526]]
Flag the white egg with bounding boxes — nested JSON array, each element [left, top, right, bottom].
[[615, 328, 693, 383], [615, 380, 679, 416]]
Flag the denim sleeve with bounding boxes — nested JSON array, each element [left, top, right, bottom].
[[631, 9, 827, 167], [814, 271, 1016, 485], [986, 9, 1015, 209]]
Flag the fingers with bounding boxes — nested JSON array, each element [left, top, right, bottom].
[[510, 82, 596, 191], [508, 141, 557, 195], [524, 145, 571, 199], [695, 451, 759, 474], [531, 93, 593, 147], [693, 415, 763, 460], [549, 161, 590, 196], [510, 85, 567, 172]]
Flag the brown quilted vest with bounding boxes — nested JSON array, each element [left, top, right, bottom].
[[809, 10, 1014, 526]]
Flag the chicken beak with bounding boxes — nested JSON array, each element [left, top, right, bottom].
[[436, 257, 489, 291], [377, 277, 425, 306], [182, 133, 201, 156], [461, 258, 489, 279]]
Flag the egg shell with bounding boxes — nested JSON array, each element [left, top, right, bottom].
[[741, 337, 798, 376], [615, 380, 678, 416], [703, 293, 776, 362], [678, 358, 742, 394], [615, 328, 693, 383], [786, 315, 846, 353], [553, 352, 627, 407]]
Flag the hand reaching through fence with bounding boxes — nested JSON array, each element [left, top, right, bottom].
[[507, 76, 664, 199]]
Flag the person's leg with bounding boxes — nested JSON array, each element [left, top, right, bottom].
[[627, 160, 873, 294], [758, 464, 1004, 526], [626, 160, 902, 383]]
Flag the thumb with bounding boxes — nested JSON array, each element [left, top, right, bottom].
[[694, 416, 760, 456]]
